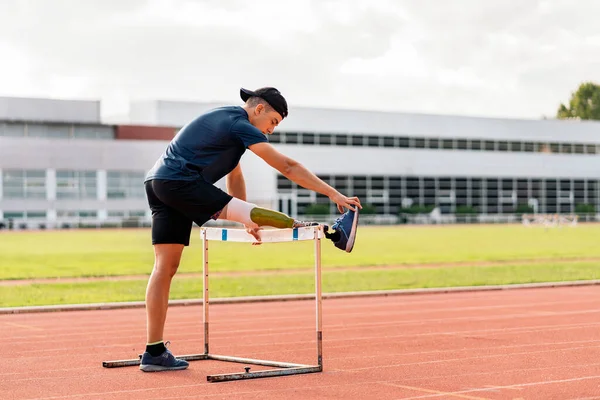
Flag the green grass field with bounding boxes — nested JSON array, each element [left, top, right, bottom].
[[1, 224, 599, 307]]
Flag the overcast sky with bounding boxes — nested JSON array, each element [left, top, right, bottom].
[[0, 0, 599, 121]]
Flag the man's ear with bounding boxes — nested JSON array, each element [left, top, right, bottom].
[[254, 104, 264, 115]]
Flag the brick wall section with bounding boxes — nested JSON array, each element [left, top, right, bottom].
[[115, 125, 178, 141]]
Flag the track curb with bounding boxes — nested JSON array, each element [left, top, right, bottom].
[[2, 279, 600, 315]]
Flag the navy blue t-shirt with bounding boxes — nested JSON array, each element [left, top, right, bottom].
[[145, 106, 268, 184]]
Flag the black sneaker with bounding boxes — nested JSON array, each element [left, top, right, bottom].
[[139, 342, 189, 372]]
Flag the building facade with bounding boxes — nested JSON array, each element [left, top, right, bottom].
[[1, 97, 599, 228]]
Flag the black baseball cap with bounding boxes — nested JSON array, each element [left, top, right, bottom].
[[240, 87, 288, 119]]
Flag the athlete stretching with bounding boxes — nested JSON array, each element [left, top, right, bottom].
[[140, 87, 361, 371]]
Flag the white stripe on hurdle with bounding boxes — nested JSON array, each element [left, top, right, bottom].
[[201, 226, 323, 243]]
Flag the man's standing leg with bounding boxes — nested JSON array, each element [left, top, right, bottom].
[[140, 180, 191, 372], [145, 244, 184, 346]]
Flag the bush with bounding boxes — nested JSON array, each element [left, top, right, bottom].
[[455, 206, 478, 214], [575, 204, 596, 214], [303, 204, 330, 215], [515, 204, 534, 214], [359, 204, 377, 215]]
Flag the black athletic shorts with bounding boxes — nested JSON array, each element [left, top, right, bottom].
[[145, 179, 233, 246]]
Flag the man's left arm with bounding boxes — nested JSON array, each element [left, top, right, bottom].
[[226, 162, 246, 201]]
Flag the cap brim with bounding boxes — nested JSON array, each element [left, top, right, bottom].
[[240, 88, 256, 102]]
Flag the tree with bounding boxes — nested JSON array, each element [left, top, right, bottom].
[[556, 82, 600, 120]]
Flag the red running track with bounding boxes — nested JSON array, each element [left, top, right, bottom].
[[2, 286, 600, 400]]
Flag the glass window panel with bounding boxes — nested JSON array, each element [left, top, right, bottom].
[[318, 134, 332, 145], [524, 142, 535, 152], [367, 136, 380, 147], [3, 211, 24, 219], [268, 132, 281, 143], [470, 140, 482, 151], [56, 170, 97, 199], [285, 132, 298, 144], [334, 135, 348, 146], [27, 211, 47, 219], [585, 144, 597, 154], [382, 136, 395, 147], [2, 169, 45, 199], [398, 137, 410, 148], [301, 133, 315, 145], [428, 139, 440, 149], [351, 135, 363, 146], [107, 171, 145, 199], [415, 138, 426, 148], [1, 123, 26, 137]]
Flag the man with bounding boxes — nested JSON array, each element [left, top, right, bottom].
[[140, 87, 361, 372]]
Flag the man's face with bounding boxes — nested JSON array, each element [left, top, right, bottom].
[[251, 104, 282, 135]]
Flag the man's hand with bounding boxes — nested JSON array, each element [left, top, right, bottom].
[[246, 226, 262, 245], [329, 192, 363, 213]]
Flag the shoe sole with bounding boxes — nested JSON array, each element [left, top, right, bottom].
[[345, 210, 359, 253], [140, 364, 189, 372]]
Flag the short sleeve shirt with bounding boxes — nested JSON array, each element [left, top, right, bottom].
[[145, 106, 268, 184]]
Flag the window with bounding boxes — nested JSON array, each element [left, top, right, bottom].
[[3, 211, 24, 219], [428, 139, 440, 149], [470, 140, 482, 151], [0, 123, 25, 137], [334, 135, 348, 146], [27, 211, 47, 219], [285, 132, 298, 144], [561, 144, 573, 154], [56, 170, 97, 199], [586, 144, 597, 154], [301, 133, 315, 145], [107, 171, 145, 199], [2, 170, 46, 199], [524, 142, 535, 152], [415, 138, 426, 148], [442, 139, 454, 150], [28, 124, 70, 138], [457, 139, 467, 150], [351, 135, 364, 146], [484, 141, 495, 151], [367, 136, 380, 147], [511, 142, 523, 152], [383, 136, 395, 147], [398, 137, 410, 148], [318, 134, 332, 145], [574, 144, 585, 154], [269, 132, 281, 143], [498, 141, 509, 152], [73, 125, 114, 140]]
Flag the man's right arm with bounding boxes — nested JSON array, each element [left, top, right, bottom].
[[249, 142, 361, 212]]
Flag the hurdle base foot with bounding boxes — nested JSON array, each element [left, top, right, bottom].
[[102, 353, 322, 382]]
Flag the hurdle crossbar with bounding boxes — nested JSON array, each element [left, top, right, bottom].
[[102, 225, 324, 383]]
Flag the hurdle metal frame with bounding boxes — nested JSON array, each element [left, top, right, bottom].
[[103, 225, 324, 382]]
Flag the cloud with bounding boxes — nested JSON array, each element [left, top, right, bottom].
[[0, 0, 598, 120]]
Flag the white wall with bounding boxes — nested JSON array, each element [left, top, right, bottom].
[[129, 100, 600, 143], [0, 97, 100, 124]]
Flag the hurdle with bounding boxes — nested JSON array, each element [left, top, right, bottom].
[[102, 225, 324, 382]]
